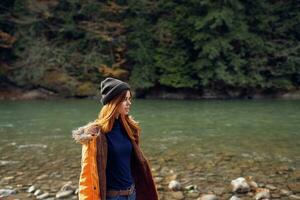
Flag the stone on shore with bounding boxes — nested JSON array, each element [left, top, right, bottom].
[[231, 177, 250, 193], [168, 180, 181, 191], [289, 195, 300, 199], [0, 189, 16, 197], [254, 188, 270, 200], [198, 194, 218, 200], [27, 185, 35, 193], [171, 191, 185, 200], [229, 196, 241, 200], [37, 192, 50, 199], [56, 190, 73, 199]]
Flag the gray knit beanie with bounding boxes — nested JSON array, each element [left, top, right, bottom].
[[100, 77, 130, 105]]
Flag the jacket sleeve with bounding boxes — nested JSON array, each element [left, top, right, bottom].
[[78, 137, 100, 200], [72, 124, 101, 200]]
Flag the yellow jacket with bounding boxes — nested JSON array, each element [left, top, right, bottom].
[[72, 122, 158, 200]]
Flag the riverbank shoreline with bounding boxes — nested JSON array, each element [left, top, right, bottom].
[[1, 86, 300, 101]]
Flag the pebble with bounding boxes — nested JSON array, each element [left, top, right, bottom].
[[186, 191, 200, 198], [56, 190, 73, 198], [34, 189, 42, 196], [168, 180, 181, 191], [213, 187, 225, 195], [171, 191, 184, 200], [289, 195, 300, 199], [27, 185, 35, 193], [151, 165, 161, 172], [280, 189, 292, 196], [255, 188, 270, 200], [231, 177, 250, 193], [258, 183, 265, 188], [0, 160, 19, 165], [36, 174, 49, 180], [265, 184, 277, 190], [60, 181, 73, 191], [185, 184, 197, 191], [247, 180, 258, 190], [288, 183, 300, 193], [271, 193, 281, 198], [198, 194, 218, 200], [154, 177, 163, 183], [37, 192, 50, 199], [229, 196, 241, 200], [2, 176, 14, 181], [0, 189, 16, 197]]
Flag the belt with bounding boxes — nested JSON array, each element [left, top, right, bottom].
[[106, 184, 135, 197]]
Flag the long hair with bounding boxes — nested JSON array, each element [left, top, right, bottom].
[[92, 90, 141, 142]]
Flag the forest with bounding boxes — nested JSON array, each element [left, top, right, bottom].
[[0, 0, 299, 99]]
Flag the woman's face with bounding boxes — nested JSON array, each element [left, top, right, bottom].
[[117, 90, 132, 116]]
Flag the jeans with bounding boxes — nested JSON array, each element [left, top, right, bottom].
[[106, 190, 136, 200]]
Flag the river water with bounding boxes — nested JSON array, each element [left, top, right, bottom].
[[0, 99, 299, 199]]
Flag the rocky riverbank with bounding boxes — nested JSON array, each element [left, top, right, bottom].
[[1, 175, 300, 200], [1, 152, 299, 200]]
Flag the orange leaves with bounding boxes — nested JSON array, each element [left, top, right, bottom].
[[0, 31, 16, 49], [99, 65, 129, 79], [102, 2, 128, 14]]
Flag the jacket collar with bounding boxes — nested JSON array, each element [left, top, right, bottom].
[[72, 122, 100, 144]]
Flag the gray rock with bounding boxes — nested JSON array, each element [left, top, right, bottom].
[[156, 184, 164, 191], [266, 184, 277, 190], [255, 188, 270, 200], [0, 160, 20, 165], [34, 189, 42, 196], [3, 176, 14, 180], [231, 177, 250, 193], [289, 195, 300, 200], [248, 180, 258, 190], [271, 193, 281, 198], [198, 194, 218, 200], [154, 177, 163, 183], [36, 174, 48, 180], [213, 187, 225, 195], [171, 191, 185, 200], [37, 192, 50, 199], [280, 189, 292, 196], [75, 188, 79, 195], [186, 191, 200, 198], [0, 189, 16, 197], [168, 180, 181, 191], [27, 185, 35, 193], [56, 190, 73, 199], [288, 183, 300, 193], [60, 181, 73, 191], [229, 196, 241, 200], [185, 185, 197, 191]]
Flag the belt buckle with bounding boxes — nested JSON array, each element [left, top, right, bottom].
[[129, 184, 135, 194]]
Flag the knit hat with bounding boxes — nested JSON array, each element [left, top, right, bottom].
[[100, 77, 130, 105]]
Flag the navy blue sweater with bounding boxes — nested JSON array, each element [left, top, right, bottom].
[[105, 118, 134, 190]]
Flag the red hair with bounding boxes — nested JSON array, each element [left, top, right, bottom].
[[92, 90, 141, 142]]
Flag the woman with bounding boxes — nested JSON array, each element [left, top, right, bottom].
[[72, 77, 158, 200]]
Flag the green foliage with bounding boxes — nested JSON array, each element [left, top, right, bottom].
[[0, 0, 299, 96], [126, 0, 299, 94]]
